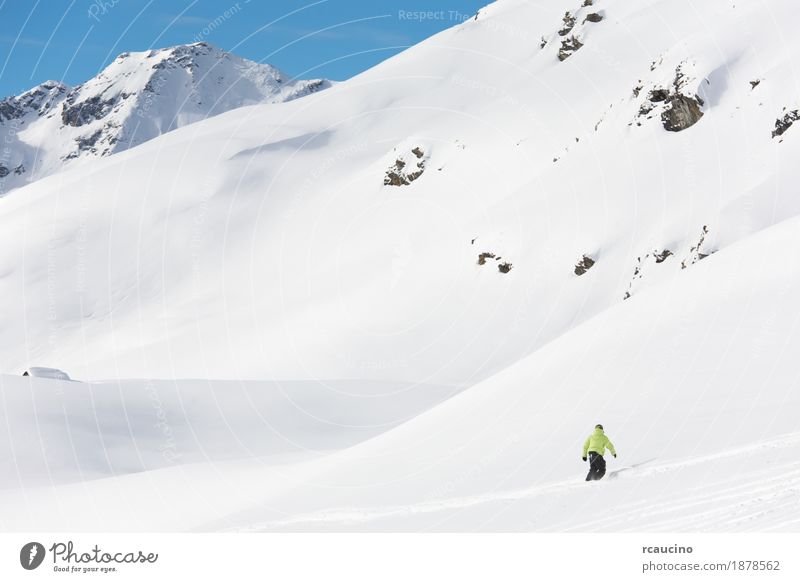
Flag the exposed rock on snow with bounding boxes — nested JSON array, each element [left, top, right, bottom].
[[0, 163, 26, 177], [477, 252, 497, 265], [547, 3, 603, 62], [771, 109, 800, 138], [662, 94, 704, 132], [623, 248, 675, 299], [623, 255, 646, 299], [650, 56, 664, 71], [648, 88, 670, 102], [384, 145, 427, 186], [558, 35, 584, 61], [0, 80, 67, 122], [626, 237, 705, 299], [73, 128, 106, 153], [558, 12, 577, 36], [61, 94, 118, 127], [574, 254, 596, 275], [634, 64, 705, 131], [654, 249, 673, 263], [681, 226, 711, 268], [476, 251, 511, 273], [663, 64, 705, 131]]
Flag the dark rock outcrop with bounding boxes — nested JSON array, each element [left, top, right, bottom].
[[75, 129, 104, 151], [635, 65, 705, 132], [0, 101, 23, 122], [385, 159, 424, 186], [648, 88, 670, 102], [623, 255, 646, 300], [558, 12, 577, 36], [574, 255, 596, 275], [558, 36, 584, 61], [477, 252, 496, 265], [662, 94, 704, 132], [384, 161, 408, 186], [0, 81, 67, 122], [384, 146, 426, 186], [0, 162, 24, 179], [654, 249, 673, 263], [61, 95, 119, 127], [498, 262, 513, 273], [681, 226, 710, 269], [772, 110, 800, 139]]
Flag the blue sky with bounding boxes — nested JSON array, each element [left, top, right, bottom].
[[0, 0, 488, 96]]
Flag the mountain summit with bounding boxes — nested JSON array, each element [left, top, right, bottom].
[[0, 42, 330, 194]]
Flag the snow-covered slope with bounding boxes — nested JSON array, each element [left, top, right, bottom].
[[3, 0, 799, 385], [0, 42, 329, 194], [1, 0, 799, 531], [2, 212, 798, 531]]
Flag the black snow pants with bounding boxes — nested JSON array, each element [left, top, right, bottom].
[[585, 452, 606, 481]]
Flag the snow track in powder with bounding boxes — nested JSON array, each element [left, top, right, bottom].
[[229, 433, 800, 532]]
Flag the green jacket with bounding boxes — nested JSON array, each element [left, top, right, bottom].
[[583, 427, 616, 457]]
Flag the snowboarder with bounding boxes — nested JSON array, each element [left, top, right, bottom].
[[582, 424, 616, 481]]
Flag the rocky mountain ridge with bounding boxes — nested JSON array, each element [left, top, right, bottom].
[[0, 42, 329, 194]]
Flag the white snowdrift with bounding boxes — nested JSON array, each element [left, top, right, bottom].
[[25, 367, 71, 381]]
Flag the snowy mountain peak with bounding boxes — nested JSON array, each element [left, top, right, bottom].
[[0, 43, 330, 194], [0, 80, 69, 122]]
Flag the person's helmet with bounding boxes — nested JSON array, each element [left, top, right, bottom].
[[595, 424, 603, 430]]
